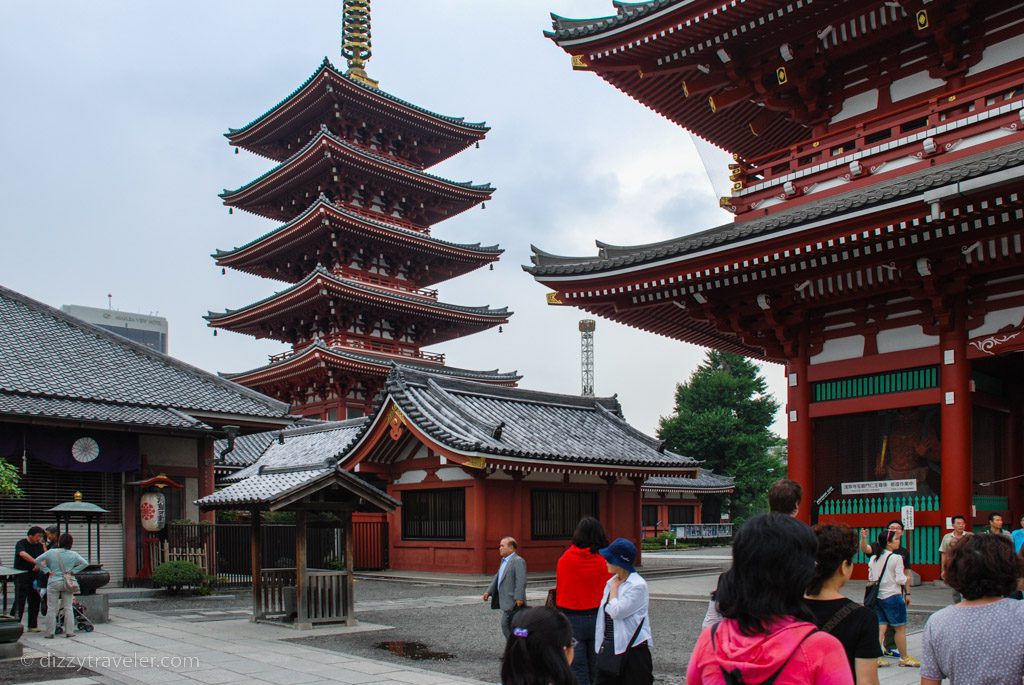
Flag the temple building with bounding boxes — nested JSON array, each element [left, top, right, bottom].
[[209, 2, 517, 421], [204, 367, 703, 573], [530, 1, 1024, 579]]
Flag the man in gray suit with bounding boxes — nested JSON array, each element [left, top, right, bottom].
[[482, 536, 526, 638]]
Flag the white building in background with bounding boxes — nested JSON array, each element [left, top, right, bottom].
[[62, 304, 168, 353]]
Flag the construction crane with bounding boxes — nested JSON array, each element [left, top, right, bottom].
[[579, 320, 596, 396]]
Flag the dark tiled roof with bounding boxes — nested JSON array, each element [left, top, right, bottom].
[[225, 340, 521, 385], [547, 1, 677, 41], [526, 141, 1024, 278], [227, 58, 488, 138], [379, 368, 698, 469], [220, 127, 493, 201], [206, 265, 511, 322], [213, 196, 502, 261], [644, 469, 735, 493], [214, 417, 326, 469], [0, 285, 292, 430], [197, 419, 398, 510]]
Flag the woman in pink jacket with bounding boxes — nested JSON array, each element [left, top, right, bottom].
[[686, 513, 853, 685]]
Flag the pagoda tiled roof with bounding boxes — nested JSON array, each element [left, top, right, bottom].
[[206, 265, 510, 330], [363, 367, 699, 471], [0, 285, 292, 431], [213, 196, 502, 280], [220, 127, 493, 207], [197, 419, 398, 511], [225, 339, 521, 386], [643, 469, 735, 494], [526, 140, 1024, 279], [214, 417, 326, 470], [227, 57, 488, 141]]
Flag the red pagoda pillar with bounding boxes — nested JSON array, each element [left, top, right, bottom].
[[939, 311, 972, 522], [787, 355, 813, 524]]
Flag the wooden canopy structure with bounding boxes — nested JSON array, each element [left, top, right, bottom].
[[198, 425, 397, 628]]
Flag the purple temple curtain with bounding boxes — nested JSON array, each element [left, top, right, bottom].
[[0, 424, 139, 473]]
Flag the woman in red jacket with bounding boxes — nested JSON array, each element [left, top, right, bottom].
[[556, 517, 611, 685]]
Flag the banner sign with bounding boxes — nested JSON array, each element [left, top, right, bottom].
[[840, 479, 917, 496]]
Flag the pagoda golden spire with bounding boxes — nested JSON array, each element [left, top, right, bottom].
[[342, 0, 378, 88]]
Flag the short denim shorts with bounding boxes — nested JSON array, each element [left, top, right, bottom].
[[875, 593, 907, 626]]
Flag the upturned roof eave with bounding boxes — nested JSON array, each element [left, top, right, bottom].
[[220, 130, 494, 205], [225, 58, 489, 144], [212, 198, 503, 265], [206, 266, 511, 327]]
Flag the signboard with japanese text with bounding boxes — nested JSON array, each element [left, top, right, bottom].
[[840, 479, 917, 496]]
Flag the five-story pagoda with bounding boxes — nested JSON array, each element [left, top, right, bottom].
[[209, 2, 517, 420]]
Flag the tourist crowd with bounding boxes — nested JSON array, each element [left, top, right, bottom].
[[493, 481, 1024, 685]]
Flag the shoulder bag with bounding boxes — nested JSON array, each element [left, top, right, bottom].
[[863, 552, 890, 610], [595, 612, 645, 675], [58, 553, 81, 594]]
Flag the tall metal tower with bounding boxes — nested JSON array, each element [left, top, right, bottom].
[[579, 320, 595, 396]]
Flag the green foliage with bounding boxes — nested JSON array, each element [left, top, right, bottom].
[[0, 459, 23, 499], [263, 511, 296, 523], [658, 351, 785, 526], [152, 561, 204, 594]]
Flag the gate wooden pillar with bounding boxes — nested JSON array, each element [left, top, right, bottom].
[[344, 513, 355, 625], [295, 509, 309, 628], [250, 511, 263, 620], [940, 310, 972, 524]]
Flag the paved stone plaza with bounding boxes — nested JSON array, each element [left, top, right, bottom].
[[2, 553, 942, 685]]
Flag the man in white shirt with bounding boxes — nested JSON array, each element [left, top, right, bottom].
[[938, 514, 971, 604]]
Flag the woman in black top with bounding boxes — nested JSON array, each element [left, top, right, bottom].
[[805, 524, 881, 684]]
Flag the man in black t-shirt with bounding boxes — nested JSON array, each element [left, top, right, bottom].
[[13, 526, 45, 631]]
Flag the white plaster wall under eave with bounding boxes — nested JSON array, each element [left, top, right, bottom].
[[876, 325, 938, 354], [810, 335, 865, 364], [435, 466, 472, 482], [830, 89, 879, 125], [393, 469, 427, 485], [890, 71, 945, 103], [967, 35, 1024, 77], [969, 305, 1024, 338], [524, 471, 564, 483]]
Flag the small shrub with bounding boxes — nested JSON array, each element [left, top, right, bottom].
[[152, 561, 204, 595]]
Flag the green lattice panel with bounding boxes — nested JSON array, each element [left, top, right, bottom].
[[972, 496, 1009, 511], [813, 366, 938, 402]]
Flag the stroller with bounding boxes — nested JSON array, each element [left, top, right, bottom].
[[54, 596, 94, 634], [36, 578, 95, 634]]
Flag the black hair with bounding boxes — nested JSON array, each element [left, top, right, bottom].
[[768, 479, 802, 515], [807, 524, 857, 595], [500, 607, 575, 685], [571, 517, 609, 554], [58, 533, 74, 549], [717, 513, 817, 636], [870, 530, 894, 560], [951, 515, 966, 524], [988, 512, 1003, 523], [886, 519, 903, 530], [27, 526, 44, 537], [45, 525, 60, 535], [945, 534, 1022, 600]]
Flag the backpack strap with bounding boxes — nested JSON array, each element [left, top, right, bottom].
[[820, 602, 859, 634]]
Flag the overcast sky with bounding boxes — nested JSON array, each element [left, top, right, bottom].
[[0, 1, 788, 437]]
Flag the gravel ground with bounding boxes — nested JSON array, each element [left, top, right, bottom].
[[0, 656, 99, 685]]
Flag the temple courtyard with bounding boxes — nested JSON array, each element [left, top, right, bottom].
[[2, 550, 940, 685]]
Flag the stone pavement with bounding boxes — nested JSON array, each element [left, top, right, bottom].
[[15, 606, 486, 685], [11, 562, 949, 685]]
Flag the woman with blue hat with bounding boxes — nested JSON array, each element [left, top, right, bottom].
[[593, 537, 653, 685]]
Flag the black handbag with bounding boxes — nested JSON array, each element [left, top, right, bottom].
[[863, 553, 891, 610], [595, 615, 645, 675]]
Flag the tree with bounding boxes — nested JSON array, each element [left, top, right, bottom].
[[0, 458, 23, 499], [658, 351, 784, 524]]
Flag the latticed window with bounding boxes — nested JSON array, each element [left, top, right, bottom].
[[668, 505, 695, 525], [642, 505, 659, 527], [531, 490, 598, 539], [401, 488, 465, 540]]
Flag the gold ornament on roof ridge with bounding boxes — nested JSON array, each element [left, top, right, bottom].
[[342, 0, 378, 88]]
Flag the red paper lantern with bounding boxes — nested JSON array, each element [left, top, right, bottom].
[[140, 491, 166, 532]]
